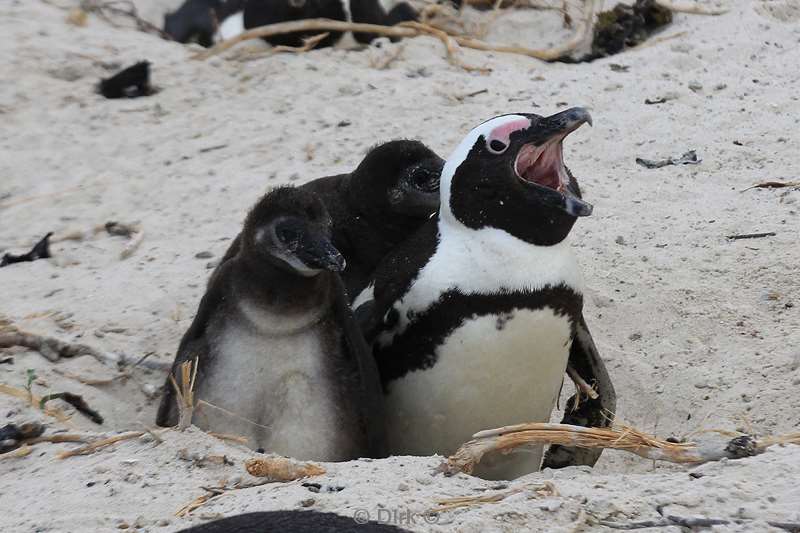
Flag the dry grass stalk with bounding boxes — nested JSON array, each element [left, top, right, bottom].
[[176, 490, 227, 518], [169, 359, 198, 431], [52, 367, 121, 386], [655, 0, 729, 15], [176, 479, 273, 517], [244, 456, 326, 481], [25, 433, 91, 445], [194, 13, 599, 65], [443, 422, 800, 475], [630, 30, 689, 50], [0, 383, 70, 422], [0, 444, 32, 460], [208, 432, 250, 445], [56, 431, 146, 459], [743, 181, 800, 192], [119, 229, 144, 259], [431, 481, 557, 513], [400, 21, 489, 72]]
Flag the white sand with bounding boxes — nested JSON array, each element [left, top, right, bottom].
[[1, 0, 799, 530]]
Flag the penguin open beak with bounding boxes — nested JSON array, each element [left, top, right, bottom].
[[295, 236, 346, 273], [514, 107, 593, 217]]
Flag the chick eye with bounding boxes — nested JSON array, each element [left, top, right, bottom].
[[488, 139, 507, 154]]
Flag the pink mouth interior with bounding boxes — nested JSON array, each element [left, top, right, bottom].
[[514, 140, 566, 191]]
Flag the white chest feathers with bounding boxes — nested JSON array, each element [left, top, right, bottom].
[[384, 306, 572, 479], [195, 299, 358, 461], [378, 221, 584, 347]]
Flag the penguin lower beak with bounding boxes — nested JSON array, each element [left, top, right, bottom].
[[296, 237, 346, 273], [390, 187, 440, 217], [514, 107, 593, 217]]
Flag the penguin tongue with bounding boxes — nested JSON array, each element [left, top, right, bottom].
[[515, 141, 565, 191]]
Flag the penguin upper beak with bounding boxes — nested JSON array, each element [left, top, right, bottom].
[[514, 107, 593, 217], [296, 236, 346, 273]]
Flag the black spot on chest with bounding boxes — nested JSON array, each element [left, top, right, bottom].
[[374, 286, 582, 388]]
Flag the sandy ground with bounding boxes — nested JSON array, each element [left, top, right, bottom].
[[1, 0, 799, 531]]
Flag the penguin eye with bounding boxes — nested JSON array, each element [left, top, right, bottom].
[[487, 139, 508, 154], [275, 224, 301, 247]]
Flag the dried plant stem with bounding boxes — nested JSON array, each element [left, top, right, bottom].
[[208, 432, 250, 445], [0, 324, 169, 371], [443, 422, 800, 475], [194, 13, 599, 64], [25, 433, 91, 444], [431, 482, 557, 514], [170, 359, 198, 431], [176, 480, 273, 517], [119, 229, 144, 259], [56, 431, 146, 459], [655, 0, 729, 15], [0, 445, 32, 460], [0, 383, 70, 422]]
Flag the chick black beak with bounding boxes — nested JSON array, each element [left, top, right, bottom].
[[296, 236, 346, 272]]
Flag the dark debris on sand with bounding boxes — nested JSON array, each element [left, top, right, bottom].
[[0, 232, 53, 268]]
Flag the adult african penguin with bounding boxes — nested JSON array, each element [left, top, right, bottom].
[[156, 187, 386, 460], [358, 108, 615, 479], [215, 140, 443, 301], [213, 0, 421, 47], [164, 0, 246, 47]]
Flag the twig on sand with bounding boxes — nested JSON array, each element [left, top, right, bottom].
[[726, 232, 776, 241], [655, 0, 729, 15], [441, 422, 800, 475], [176, 479, 274, 517], [630, 30, 689, 50], [170, 359, 199, 431], [119, 229, 144, 260], [0, 445, 32, 460], [232, 32, 331, 62], [194, 7, 600, 66], [78, 0, 170, 37], [0, 321, 169, 371], [208, 432, 250, 445], [430, 482, 556, 513], [24, 433, 92, 445], [742, 181, 800, 192], [56, 431, 146, 459]]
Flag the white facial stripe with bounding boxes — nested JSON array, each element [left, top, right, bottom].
[[487, 117, 532, 149], [440, 115, 529, 224]]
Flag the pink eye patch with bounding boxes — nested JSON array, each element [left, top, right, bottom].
[[486, 117, 532, 148]]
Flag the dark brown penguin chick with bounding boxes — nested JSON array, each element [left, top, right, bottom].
[[156, 186, 386, 460]]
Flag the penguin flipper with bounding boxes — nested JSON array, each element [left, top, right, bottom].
[[332, 274, 388, 458], [542, 315, 616, 469], [155, 262, 229, 427]]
